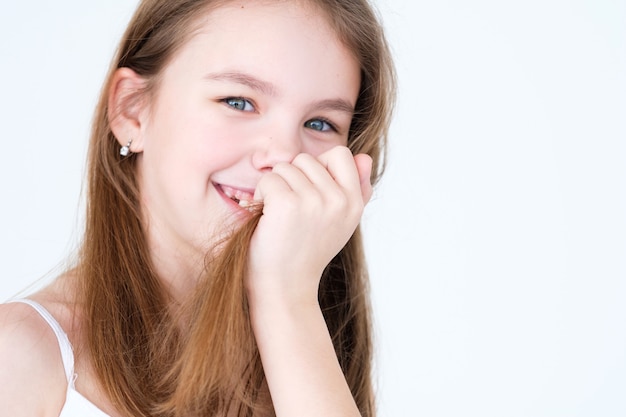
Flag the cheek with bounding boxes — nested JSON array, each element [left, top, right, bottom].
[[195, 122, 251, 166], [301, 135, 350, 158], [195, 122, 227, 149]]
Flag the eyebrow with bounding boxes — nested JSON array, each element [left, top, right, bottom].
[[312, 99, 355, 116], [203, 71, 277, 96], [204, 70, 355, 115]]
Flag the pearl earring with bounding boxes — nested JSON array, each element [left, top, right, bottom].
[[120, 139, 132, 156]]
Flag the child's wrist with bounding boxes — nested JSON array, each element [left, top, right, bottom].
[[246, 275, 321, 315]]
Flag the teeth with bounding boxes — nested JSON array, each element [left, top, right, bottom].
[[221, 184, 254, 207]]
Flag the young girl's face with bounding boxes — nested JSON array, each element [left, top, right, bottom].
[[134, 1, 361, 262]]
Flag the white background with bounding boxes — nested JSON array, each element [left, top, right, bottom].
[[1, 1, 625, 416]]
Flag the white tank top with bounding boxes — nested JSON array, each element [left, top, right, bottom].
[[12, 299, 111, 417]]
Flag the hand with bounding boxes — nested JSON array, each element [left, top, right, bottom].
[[246, 146, 372, 306]]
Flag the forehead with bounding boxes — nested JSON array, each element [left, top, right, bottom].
[[193, 1, 343, 54], [159, 1, 361, 101]]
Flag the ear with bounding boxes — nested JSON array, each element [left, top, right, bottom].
[[108, 67, 150, 153]]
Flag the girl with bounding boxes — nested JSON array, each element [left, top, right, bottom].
[[0, 0, 395, 416]]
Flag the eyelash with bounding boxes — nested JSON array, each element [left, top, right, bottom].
[[221, 97, 338, 133], [222, 97, 255, 112], [304, 118, 337, 133]]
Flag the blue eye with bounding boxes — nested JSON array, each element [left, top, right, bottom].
[[305, 118, 335, 132], [224, 97, 255, 112]]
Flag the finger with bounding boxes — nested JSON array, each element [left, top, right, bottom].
[[288, 153, 338, 190], [271, 157, 326, 195], [353, 153, 373, 204], [315, 146, 362, 200], [253, 171, 292, 203]]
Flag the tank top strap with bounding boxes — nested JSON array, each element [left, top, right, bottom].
[[9, 299, 75, 385]]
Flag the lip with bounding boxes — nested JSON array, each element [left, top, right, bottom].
[[213, 182, 255, 211]]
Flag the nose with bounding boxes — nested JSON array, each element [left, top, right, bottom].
[[251, 127, 302, 172]]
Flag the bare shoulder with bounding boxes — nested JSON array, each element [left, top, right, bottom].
[[0, 301, 68, 416]]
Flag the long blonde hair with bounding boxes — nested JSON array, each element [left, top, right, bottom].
[[77, 0, 395, 416]]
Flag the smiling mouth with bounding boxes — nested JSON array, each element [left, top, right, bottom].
[[218, 183, 255, 208]]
